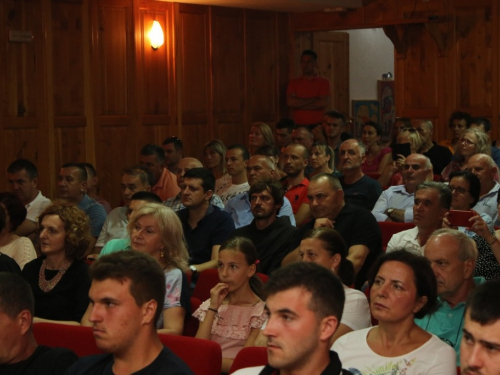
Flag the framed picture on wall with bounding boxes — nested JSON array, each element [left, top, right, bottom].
[[351, 100, 380, 138], [378, 80, 396, 136]]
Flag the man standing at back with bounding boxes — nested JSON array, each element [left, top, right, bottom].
[[232, 262, 352, 375], [66, 251, 194, 374], [7, 159, 51, 237], [287, 50, 330, 127]]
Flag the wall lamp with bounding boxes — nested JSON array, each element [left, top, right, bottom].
[[149, 20, 164, 50]]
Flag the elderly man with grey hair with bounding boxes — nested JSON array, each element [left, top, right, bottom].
[[372, 154, 433, 222], [387, 181, 452, 254], [415, 228, 485, 365], [338, 139, 382, 210], [413, 119, 452, 175]]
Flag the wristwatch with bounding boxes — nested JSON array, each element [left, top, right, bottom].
[[386, 208, 394, 217], [189, 265, 198, 275]]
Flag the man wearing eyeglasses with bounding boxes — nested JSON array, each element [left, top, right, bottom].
[[372, 154, 433, 222], [415, 228, 485, 366], [413, 119, 452, 175]]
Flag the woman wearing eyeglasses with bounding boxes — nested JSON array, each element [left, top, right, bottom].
[[441, 128, 490, 182]]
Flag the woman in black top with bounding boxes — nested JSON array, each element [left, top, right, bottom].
[[22, 201, 91, 323]]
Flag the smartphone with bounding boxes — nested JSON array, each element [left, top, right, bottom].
[[392, 143, 412, 160], [448, 210, 475, 227]]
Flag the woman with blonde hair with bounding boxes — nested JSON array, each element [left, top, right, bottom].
[[248, 122, 274, 155], [203, 139, 231, 195], [22, 201, 91, 323]]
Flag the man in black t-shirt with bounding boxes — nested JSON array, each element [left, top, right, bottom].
[[66, 251, 193, 375], [0, 273, 77, 375]]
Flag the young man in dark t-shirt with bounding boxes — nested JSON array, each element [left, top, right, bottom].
[[0, 273, 77, 375]]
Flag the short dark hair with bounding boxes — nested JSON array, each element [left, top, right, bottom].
[[123, 165, 154, 187], [61, 162, 88, 182], [449, 170, 481, 207], [264, 262, 345, 321], [471, 117, 491, 133], [90, 251, 166, 325], [415, 181, 452, 210], [368, 249, 437, 319], [364, 121, 383, 136], [466, 279, 500, 325], [0, 272, 34, 318], [140, 144, 165, 164], [302, 228, 354, 286], [0, 205, 6, 233], [301, 49, 318, 60], [324, 110, 346, 124], [275, 118, 296, 132], [394, 117, 412, 128], [0, 193, 27, 232], [449, 111, 472, 128], [254, 145, 280, 159], [249, 179, 284, 214], [38, 201, 91, 261], [184, 168, 215, 193], [162, 136, 184, 151], [130, 191, 162, 204], [7, 159, 38, 179], [81, 162, 97, 178], [227, 144, 250, 161]]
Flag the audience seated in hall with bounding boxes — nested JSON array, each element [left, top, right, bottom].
[[248, 122, 274, 156], [388, 117, 412, 148], [439, 111, 472, 154], [164, 157, 224, 211], [57, 163, 106, 253], [85, 203, 190, 336], [232, 179, 298, 275], [284, 173, 382, 290], [308, 142, 334, 179], [274, 117, 295, 153], [415, 229, 484, 365], [361, 121, 393, 175], [333, 250, 456, 374], [22, 202, 91, 323], [0, 272, 78, 375], [139, 144, 180, 201], [68, 251, 194, 375], [7, 159, 51, 238], [203, 139, 232, 195], [81, 163, 111, 214], [0, 205, 22, 274], [321, 110, 352, 171], [178, 168, 234, 279], [225, 155, 295, 229], [413, 119, 452, 176], [94, 165, 152, 253], [219, 145, 250, 204], [233, 262, 350, 375], [99, 191, 162, 256], [193, 237, 267, 374], [338, 139, 382, 211], [281, 143, 312, 225], [387, 181, 451, 255], [469, 117, 500, 169], [162, 136, 184, 174], [467, 153, 500, 223], [0, 193, 37, 269], [372, 154, 433, 223]]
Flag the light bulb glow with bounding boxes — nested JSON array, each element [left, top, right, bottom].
[[149, 20, 164, 50]]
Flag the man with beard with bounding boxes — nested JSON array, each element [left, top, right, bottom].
[[232, 180, 297, 275], [338, 139, 382, 211]]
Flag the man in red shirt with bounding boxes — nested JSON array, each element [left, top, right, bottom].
[[286, 50, 330, 126]]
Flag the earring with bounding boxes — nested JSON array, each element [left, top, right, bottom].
[[160, 251, 165, 258]]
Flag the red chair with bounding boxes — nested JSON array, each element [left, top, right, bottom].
[[378, 221, 415, 250], [229, 346, 268, 374], [159, 334, 222, 375], [183, 297, 201, 337], [192, 269, 269, 302], [33, 323, 102, 357]]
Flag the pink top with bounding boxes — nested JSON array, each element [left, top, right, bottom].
[[193, 298, 267, 359], [362, 147, 392, 174]]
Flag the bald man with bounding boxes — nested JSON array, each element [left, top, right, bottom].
[[164, 157, 224, 211]]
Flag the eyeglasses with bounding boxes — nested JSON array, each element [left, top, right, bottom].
[[449, 185, 469, 194], [459, 137, 475, 146]]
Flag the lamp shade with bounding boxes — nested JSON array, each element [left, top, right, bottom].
[[149, 20, 164, 50]]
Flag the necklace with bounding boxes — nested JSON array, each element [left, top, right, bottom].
[[38, 259, 73, 293]]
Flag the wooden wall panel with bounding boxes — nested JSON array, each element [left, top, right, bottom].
[[246, 11, 277, 123], [276, 13, 291, 120], [211, 7, 245, 144]]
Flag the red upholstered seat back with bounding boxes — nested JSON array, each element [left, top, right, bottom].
[[229, 346, 268, 374], [183, 296, 201, 337], [378, 221, 415, 251]]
